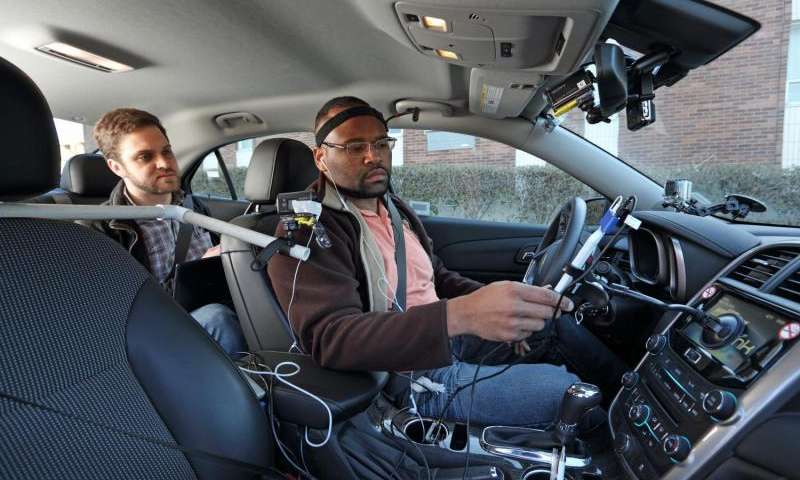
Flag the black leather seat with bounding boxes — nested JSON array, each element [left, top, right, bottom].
[[58, 153, 120, 203], [0, 56, 279, 480], [29, 153, 119, 204], [220, 138, 318, 351]]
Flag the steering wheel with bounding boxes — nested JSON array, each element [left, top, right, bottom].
[[523, 197, 587, 287]]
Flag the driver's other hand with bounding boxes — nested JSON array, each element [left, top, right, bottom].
[[446, 281, 574, 343], [202, 245, 221, 258]]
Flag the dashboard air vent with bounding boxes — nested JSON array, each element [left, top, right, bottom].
[[776, 269, 800, 304], [729, 247, 800, 288]]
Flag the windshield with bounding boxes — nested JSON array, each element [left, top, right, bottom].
[[566, 0, 800, 226]]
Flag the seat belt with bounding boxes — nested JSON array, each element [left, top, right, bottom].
[[385, 194, 406, 312], [167, 196, 196, 293], [173, 195, 196, 266]]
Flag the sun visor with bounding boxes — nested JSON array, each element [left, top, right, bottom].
[[394, 0, 619, 75], [468, 69, 542, 119]]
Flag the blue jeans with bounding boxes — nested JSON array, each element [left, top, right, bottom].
[[407, 315, 627, 427], [412, 360, 579, 428], [191, 303, 247, 357]]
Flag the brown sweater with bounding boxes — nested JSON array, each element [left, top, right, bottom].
[[267, 177, 483, 371]]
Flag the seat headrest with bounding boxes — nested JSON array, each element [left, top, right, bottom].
[[0, 56, 60, 200], [60, 153, 120, 196], [244, 138, 318, 204]]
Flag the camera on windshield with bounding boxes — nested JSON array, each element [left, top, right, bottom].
[[545, 43, 670, 132]]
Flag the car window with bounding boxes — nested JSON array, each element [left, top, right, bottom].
[[393, 129, 598, 224], [190, 132, 315, 200], [54, 117, 94, 171], [190, 129, 597, 224], [190, 151, 235, 199]]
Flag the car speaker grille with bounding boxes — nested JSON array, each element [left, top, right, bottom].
[[728, 247, 800, 288]]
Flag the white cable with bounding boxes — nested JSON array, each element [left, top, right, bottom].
[[365, 241, 405, 313], [286, 234, 315, 347], [245, 364, 312, 478], [407, 371, 430, 444], [239, 361, 333, 448]]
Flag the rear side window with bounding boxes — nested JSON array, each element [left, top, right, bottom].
[[54, 117, 95, 171]]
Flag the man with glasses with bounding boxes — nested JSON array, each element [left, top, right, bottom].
[[268, 96, 626, 428]]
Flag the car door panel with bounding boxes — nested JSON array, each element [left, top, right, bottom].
[[421, 216, 547, 284]]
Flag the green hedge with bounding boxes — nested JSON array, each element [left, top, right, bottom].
[[192, 163, 800, 226], [393, 165, 596, 224], [394, 163, 800, 226]]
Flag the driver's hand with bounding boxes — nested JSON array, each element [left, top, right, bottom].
[[446, 281, 574, 343]]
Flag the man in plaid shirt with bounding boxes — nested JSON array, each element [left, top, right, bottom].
[[90, 108, 246, 356]]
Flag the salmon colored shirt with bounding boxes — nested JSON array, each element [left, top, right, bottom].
[[360, 203, 439, 309]]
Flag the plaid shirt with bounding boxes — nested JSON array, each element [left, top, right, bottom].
[[125, 189, 212, 290]]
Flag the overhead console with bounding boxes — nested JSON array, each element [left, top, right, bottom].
[[610, 243, 800, 479], [393, 1, 617, 73], [393, 0, 618, 119]]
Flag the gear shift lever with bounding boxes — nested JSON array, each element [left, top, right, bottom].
[[552, 383, 602, 447]]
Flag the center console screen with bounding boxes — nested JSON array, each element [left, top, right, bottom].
[[681, 294, 790, 372]]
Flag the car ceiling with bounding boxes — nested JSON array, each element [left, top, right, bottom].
[[0, 0, 759, 172], [0, 0, 462, 133]]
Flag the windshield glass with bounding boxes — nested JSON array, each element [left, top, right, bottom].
[[565, 0, 800, 226]]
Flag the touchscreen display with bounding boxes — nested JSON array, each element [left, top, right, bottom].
[[682, 294, 789, 371]]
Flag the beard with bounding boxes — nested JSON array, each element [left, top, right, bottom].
[[130, 173, 180, 195], [333, 168, 391, 199]]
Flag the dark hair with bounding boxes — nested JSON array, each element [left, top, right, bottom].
[[314, 96, 370, 131], [93, 108, 168, 160]]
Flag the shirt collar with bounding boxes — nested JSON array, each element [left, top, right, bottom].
[[359, 201, 388, 218]]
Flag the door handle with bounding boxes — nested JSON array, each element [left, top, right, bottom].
[[515, 244, 540, 264]]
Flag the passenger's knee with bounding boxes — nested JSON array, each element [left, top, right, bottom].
[[191, 303, 237, 330]]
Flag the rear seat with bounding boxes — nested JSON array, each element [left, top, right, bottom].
[[30, 153, 119, 204]]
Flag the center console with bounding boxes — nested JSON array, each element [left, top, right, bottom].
[[610, 276, 800, 479]]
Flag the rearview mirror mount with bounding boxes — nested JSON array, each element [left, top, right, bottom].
[[587, 43, 627, 123]]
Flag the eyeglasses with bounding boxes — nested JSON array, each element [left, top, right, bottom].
[[322, 137, 397, 157]]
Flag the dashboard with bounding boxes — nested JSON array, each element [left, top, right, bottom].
[[604, 211, 800, 479]]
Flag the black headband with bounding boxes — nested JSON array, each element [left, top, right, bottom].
[[315, 106, 387, 146]]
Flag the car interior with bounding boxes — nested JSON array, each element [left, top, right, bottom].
[[2, 0, 800, 479]]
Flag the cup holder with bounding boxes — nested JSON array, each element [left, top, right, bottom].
[[523, 469, 575, 480], [402, 418, 449, 445]]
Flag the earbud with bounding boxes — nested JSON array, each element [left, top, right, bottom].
[[319, 156, 351, 213]]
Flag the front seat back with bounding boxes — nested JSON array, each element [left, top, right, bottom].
[[220, 138, 318, 351], [58, 153, 120, 203], [28, 153, 119, 204], [0, 56, 275, 480]]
